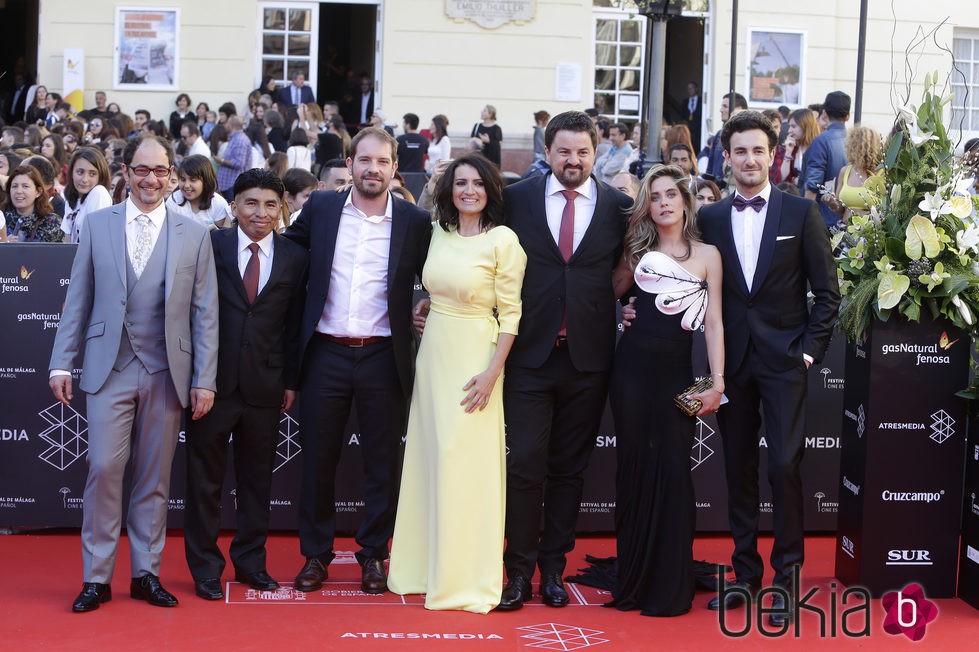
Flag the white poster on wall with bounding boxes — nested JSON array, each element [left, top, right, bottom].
[[555, 63, 582, 103], [62, 49, 85, 112], [113, 7, 180, 90]]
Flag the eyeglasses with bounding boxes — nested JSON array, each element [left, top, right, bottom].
[[129, 165, 172, 178]]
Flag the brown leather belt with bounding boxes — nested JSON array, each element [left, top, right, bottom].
[[319, 334, 390, 347], [554, 336, 568, 349]]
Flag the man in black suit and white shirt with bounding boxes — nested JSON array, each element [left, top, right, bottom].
[[283, 127, 431, 596], [498, 111, 632, 610], [183, 169, 308, 600], [698, 111, 840, 625], [278, 70, 316, 108]]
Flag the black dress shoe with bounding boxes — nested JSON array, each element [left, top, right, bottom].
[[130, 574, 178, 607], [707, 580, 758, 610], [294, 558, 328, 592], [72, 583, 112, 612], [194, 578, 224, 600], [769, 590, 793, 627], [497, 574, 532, 611], [235, 569, 280, 591], [361, 558, 387, 594], [540, 572, 570, 607]]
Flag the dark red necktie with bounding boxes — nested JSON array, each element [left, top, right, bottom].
[[732, 195, 767, 212], [558, 189, 577, 261], [243, 242, 260, 303]]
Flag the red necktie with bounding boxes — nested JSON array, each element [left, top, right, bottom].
[[243, 243, 260, 303], [558, 189, 577, 261], [558, 190, 577, 336]]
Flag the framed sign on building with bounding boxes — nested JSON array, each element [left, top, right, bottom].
[[113, 7, 180, 90], [746, 28, 806, 107]]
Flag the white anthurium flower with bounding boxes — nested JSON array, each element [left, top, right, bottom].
[[919, 191, 952, 221], [897, 102, 918, 124], [909, 124, 939, 147], [952, 294, 973, 325], [957, 223, 979, 254]]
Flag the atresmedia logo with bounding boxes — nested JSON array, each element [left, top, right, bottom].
[[881, 583, 938, 641]]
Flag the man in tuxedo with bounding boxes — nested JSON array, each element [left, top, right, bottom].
[[685, 81, 703, 150], [698, 111, 840, 625], [183, 169, 308, 600], [49, 135, 219, 612], [283, 127, 430, 595], [499, 110, 632, 610], [278, 70, 316, 108]]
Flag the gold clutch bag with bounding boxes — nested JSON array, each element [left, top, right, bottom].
[[674, 376, 714, 416]]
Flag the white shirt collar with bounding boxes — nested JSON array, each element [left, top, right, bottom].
[[546, 173, 595, 201], [237, 227, 274, 257], [125, 198, 167, 228], [343, 190, 393, 223]]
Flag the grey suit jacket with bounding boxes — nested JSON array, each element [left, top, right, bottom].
[[49, 202, 219, 407]]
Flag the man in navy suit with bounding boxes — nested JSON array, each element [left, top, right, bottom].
[[498, 111, 632, 610], [183, 169, 308, 601], [698, 111, 840, 625], [278, 70, 316, 108], [282, 127, 431, 596]]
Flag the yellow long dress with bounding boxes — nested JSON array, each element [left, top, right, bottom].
[[388, 223, 526, 613]]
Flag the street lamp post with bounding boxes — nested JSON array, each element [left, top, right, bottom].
[[635, 1, 685, 175]]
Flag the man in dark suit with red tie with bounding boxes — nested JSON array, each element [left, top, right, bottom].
[[184, 169, 308, 600], [698, 111, 840, 626], [498, 111, 632, 610], [283, 127, 431, 595]]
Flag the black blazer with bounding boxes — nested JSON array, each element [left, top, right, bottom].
[[210, 228, 308, 407], [698, 187, 841, 374], [283, 189, 431, 397], [503, 174, 631, 372], [277, 84, 316, 108]]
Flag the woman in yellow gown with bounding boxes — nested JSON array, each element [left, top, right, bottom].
[[388, 153, 527, 613]]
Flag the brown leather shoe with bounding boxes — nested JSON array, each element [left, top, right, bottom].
[[72, 583, 112, 612], [361, 558, 387, 594], [294, 558, 328, 592]]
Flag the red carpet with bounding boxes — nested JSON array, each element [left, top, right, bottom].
[[2, 530, 977, 650]]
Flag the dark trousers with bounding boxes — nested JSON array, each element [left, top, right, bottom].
[[716, 348, 808, 588], [297, 336, 406, 565], [503, 347, 610, 578], [183, 393, 279, 580]]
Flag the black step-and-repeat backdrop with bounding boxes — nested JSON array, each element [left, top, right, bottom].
[[0, 244, 845, 533]]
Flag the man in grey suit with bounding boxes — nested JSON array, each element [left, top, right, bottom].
[[49, 135, 219, 612]]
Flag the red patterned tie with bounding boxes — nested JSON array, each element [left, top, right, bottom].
[[243, 243, 260, 303], [558, 189, 577, 261]]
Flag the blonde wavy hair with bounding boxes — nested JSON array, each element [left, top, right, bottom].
[[625, 164, 700, 267], [844, 125, 883, 174]]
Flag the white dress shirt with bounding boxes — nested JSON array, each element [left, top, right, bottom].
[[237, 227, 274, 295], [317, 192, 393, 337], [729, 183, 772, 292], [187, 136, 211, 159], [125, 198, 167, 265], [545, 174, 597, 254]]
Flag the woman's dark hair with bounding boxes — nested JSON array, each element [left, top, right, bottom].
[[42, 133, 68, 171], [431, 114, 448, 144], [5, 165, 54, 218], [433, 153, 505, 232], [65, 146, 111, 208], [289, 128, 309, 147], [176, 155, 217, 211], [208, 124, 228, 156], [246, 122, 273, 158], [267, 151, 288, 178], [218, 102, 237, 117], [282, 167, 318, 196], [143, 120, 170, 139], [175, 92, 192, 107], [691, 177, 722, 203]]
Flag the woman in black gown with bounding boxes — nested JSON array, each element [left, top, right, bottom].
[[608, 164, 725, 616]]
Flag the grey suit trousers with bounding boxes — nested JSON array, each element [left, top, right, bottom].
[[82, 358, 182, 582]]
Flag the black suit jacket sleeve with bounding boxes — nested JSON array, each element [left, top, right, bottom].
[[799, 199, 841, 363]]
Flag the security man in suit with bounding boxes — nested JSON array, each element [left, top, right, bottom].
[[50, 135, 219, 612], [183, 169, 308, 600]]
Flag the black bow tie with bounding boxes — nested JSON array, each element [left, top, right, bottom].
[[733, 195, 767, 212]]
